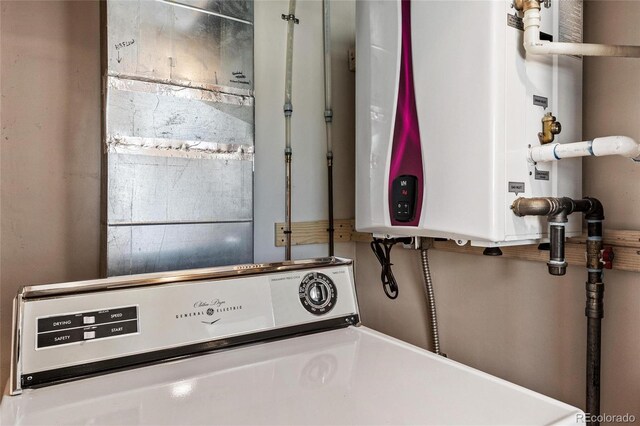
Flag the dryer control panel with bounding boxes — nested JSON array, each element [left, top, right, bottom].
[[36, 306, 138, 348], [9, 258, 359, 395]]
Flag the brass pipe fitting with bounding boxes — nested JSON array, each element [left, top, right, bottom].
[[513, 0, 540, 12], [538, 112, 562, 145]]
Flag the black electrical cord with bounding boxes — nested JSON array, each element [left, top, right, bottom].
[[370, 238, 409, 299]]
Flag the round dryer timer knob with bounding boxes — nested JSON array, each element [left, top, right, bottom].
[[299, 272, 337, 315]]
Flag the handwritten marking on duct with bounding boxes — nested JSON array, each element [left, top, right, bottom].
[[230, 71, 250, 85], [115, 39, 135, 50], [115, 39, 135, 64]]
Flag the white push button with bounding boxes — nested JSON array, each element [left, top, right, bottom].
[[84, 331, 96, 339], [83, 316, 96, 324]]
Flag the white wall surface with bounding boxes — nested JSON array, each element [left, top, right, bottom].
[[253, 0, 355, 263]]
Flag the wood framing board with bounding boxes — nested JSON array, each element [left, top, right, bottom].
[[430, 240, 640, 273], [568, 229, 640, 249], [274, 219, 354, 246], [273, 219, 640, 273]]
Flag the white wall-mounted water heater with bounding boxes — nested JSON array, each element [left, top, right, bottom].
[[355, 0, 583, 246]]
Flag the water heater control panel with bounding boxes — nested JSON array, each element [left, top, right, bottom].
[[391, 175, 418, 222]]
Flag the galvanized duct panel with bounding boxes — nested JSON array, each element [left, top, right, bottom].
[[107, 153, 252, 224], [106, 0, 253, 95], [107, 222, 253, 275], [103, 0, 254, 276], [106, 78, 254, 149]]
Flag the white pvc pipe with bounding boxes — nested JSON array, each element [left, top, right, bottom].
[[529, 136, 640, 163], [523, 8, 640, 57]]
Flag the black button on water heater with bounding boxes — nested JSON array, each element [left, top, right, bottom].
[[392, 175, 418, 222]]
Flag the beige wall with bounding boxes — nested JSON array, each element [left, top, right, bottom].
[[0, 1, 102, 389], [355, 0, 640, 420]]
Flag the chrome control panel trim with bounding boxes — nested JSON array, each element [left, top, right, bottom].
[[20, 257, 352, 299]]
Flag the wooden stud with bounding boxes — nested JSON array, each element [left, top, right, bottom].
[[274, 219, 353, 247]]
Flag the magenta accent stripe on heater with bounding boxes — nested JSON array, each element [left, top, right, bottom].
[[388, 0, 424, 227]]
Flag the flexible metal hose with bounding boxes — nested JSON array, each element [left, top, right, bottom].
[[420, 248, 442, 356]]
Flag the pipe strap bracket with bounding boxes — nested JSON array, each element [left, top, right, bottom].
[[281, 13, 299, 24], [324, 110, 333, 122]]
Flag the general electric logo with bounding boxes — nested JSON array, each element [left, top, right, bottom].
[[174, 298, 243, 325]]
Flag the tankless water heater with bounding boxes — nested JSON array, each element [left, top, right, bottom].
[[355, 0, 583, 246]]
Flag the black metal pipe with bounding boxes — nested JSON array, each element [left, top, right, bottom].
[[586, 317, 602, 424], [548, 223, 567, 275], [584, 197, 604, 221], [585, 216, 604, 426], [574, 198, 593, 214], [327, 156, 335, 256]]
